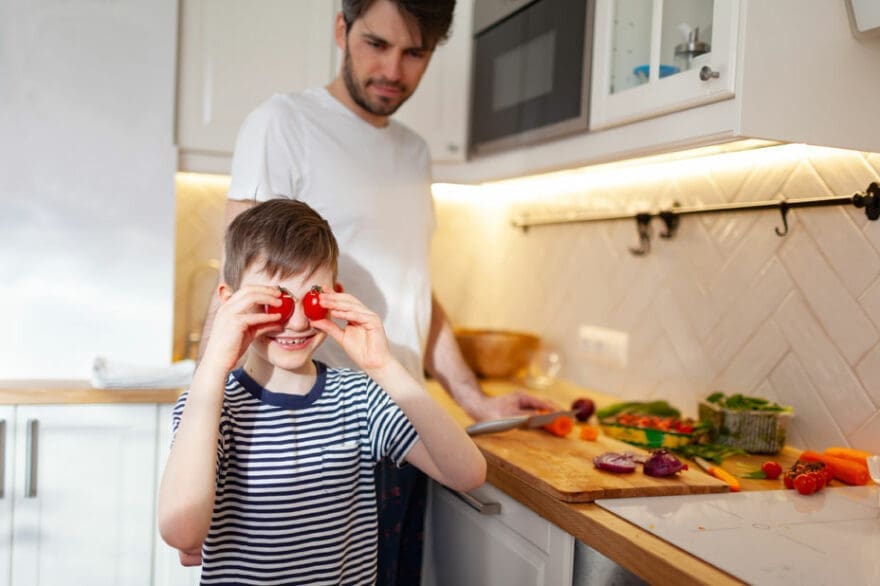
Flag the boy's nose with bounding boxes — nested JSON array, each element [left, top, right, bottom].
[[284, 299, 310, 329]]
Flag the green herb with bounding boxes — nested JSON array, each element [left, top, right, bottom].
[[705, 392, 791, 412], [596, 400, 681, 420], [741, 470, 768, 479], [672, 443, 747, 465]]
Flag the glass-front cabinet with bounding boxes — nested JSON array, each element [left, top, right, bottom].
[[590, 0, 739, 130]]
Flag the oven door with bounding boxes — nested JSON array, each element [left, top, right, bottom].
[[470, 0, 594, 156]]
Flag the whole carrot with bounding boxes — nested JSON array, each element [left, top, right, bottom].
[[543, 415, 574, 437], [799, 450, 869, 485], [823, 446, 872, 466]]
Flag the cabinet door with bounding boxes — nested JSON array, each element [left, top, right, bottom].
[[0, 407, 13, 586], [10, 405, 158, 586], [424, 482, 574, 586], [590, 0, 738, 130], [393, 0, 473, 163], [177, 0, 338, 166]]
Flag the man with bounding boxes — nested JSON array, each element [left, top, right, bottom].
[[198, 1, 554, 582]]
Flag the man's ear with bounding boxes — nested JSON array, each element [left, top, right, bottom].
[[334, 12, 347, 52]]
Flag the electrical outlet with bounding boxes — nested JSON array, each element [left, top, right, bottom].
[[578, 325, 628, 368]]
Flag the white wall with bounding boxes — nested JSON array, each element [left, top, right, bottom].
[[0, 0, 178, 378]]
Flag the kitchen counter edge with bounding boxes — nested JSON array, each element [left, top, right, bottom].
[[0, 380, 183, 404]]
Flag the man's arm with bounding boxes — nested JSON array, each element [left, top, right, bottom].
[[197, 199, 257, 361], [423, 295, 557, 421]]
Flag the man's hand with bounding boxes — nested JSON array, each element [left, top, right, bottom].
[[467, 389, 559, 422]]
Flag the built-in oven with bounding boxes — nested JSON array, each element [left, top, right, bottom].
[[469, 0, 595, 156]]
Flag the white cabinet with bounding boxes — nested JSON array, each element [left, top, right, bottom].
[[433, 0, 880, 184], [590, 0, 738, 130], [0, 405, 158, 586], [0, 408, 13, 586], [177, 0, 339, 174], [423, 481, 574, 586], [393, 0, 474, 163]]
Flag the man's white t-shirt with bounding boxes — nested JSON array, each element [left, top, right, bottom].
[[228, 88, 435, 380]]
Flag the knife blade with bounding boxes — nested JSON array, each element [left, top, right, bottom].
[[694, 457, 741, 492], [466, 410, 575, 436]]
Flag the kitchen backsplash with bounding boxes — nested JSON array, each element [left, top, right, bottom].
[[432, 145, 880, 453], [175, 145, 880, 453]]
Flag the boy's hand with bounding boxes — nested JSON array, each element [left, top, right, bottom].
[[310, 292, 393, 374], [202, 285, 286, 372]]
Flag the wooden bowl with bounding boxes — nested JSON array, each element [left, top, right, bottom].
[[454, 328, 541, 379]]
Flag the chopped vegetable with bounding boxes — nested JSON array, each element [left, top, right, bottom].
[[705, 392, 791, 412], [579, 425, 599, 441], [542, 415, 574, 437], [643, 449, 685, 477], [571, 398, 596, 422], [593, 452, 637, 473], [798, 450, 869, 485]]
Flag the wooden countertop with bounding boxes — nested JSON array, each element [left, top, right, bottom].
[[0, 380, 183, 404], [426, 377, 804, 586]]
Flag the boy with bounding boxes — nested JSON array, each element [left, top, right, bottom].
[[157, 199, 486, 585]]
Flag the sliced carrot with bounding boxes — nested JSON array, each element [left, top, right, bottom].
[[799, 450, 869, 485], [543, 415, 574, 437], [579, 425, 599, 441], [823, 446, 872, 466]]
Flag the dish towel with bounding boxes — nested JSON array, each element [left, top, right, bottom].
[[91, 357, 195, 389]]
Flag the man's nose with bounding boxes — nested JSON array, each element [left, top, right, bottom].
[[379, 51, 403, 81]]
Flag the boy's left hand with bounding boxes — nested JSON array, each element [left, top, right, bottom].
[[310, 292, 393, 374]]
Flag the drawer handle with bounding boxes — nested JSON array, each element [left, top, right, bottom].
[[449, 488, 501, 515], [25, 419, 38, 498]]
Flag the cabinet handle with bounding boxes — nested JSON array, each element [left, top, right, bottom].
[[25, 419, 38, 498], [0, 419, 5, 499], [449, 488, 501, 515], [699, 65, 720, 81]]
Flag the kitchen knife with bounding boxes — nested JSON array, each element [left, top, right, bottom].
[[694, 457, 741, 492], [466, 410, 575, 436]]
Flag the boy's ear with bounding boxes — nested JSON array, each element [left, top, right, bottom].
[[217, 283, 234, 303]]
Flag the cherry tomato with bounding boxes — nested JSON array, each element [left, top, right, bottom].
[[265, 286, 294, 323], [761, 461, 782, 480], [807, 471, 825, 491], [302, 285, 327, 321], [793, 473, 816, 495]]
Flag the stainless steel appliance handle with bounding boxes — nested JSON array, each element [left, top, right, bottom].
[[0, 419, 5, 499], [25, 419, 38, 498], [448, 488, 501, 515]]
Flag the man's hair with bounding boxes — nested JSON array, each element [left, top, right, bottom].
[[342, 0, 456, 49], [223, 199, 339, 290]]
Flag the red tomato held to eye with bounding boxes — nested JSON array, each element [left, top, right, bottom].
[[266, 287, 294, 323], [303, 285, 327, 321]]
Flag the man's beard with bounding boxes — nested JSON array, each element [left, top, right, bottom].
[[341, 50, 410, 118]]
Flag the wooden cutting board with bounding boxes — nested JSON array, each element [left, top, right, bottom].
[[474, 427, 728, 502]]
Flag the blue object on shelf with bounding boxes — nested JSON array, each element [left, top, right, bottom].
[[633, 64, 680, 80]]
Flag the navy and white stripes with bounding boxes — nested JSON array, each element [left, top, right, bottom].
[[170, 361, 419, 585]]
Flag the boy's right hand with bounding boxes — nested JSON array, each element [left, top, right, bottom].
[[202, 285, 286, 372]]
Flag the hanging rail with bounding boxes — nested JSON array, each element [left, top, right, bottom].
[[511, 182, 880, 256]]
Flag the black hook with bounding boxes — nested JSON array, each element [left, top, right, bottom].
[[853, 182, 880, 221], [775, 200, 790, 236], [629, 213, 652, 256], [659, 207, 680, 239]]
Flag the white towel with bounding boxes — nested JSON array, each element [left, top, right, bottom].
[[91, 356, 195, 389]]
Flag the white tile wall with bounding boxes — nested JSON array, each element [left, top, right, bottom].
[[432, 147, 880, 452]]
